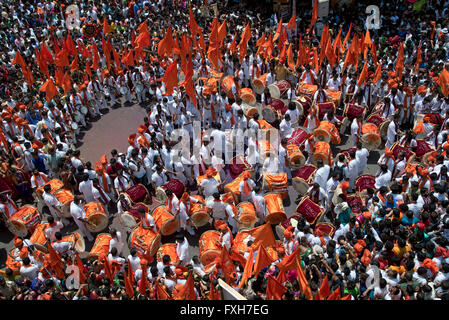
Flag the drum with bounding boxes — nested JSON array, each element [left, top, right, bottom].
[[391, 143, 415, 163], [314, 222, 336, 238], [338, 116, 350, 134], [221, 76, 235, 99], [288, 127, 309, 146], [189, 196, 210, 228], [71, 122, 79, 130], [347, 195, 364, 214], [299, 83, 317, 98], [416, 139, 434, 158], [360, 123, 381, 150], [292, 164, 317, 195], [241, 102, 259, 119], [80, 106, 88, 115], [262, 105, 276, 123], [88, 233, 112, 259], [224, 171, 246, 203], [62, 232, 85, 253], [286, 144, 306, 170], [240, 88, 256, 105], [297, 95, 313, 112], [52, 189, 74, 218], [271, 98, 288, 115], [344, 103, 366, 121], [121, 184, 149, 205], [29, 222, 50, 253], [312, 141, 332, 165], [366, 113, 386, 127], [152, 205, 178, 236], [262, 173, 288, 199], [424, 113, 443, 127], [326, 90, 342, 107], [83, 202, 108, 233], [199, 230, 222, 266], [268, 80, 291, 99], [36, 179, 64, 198], [236, 202, 258, 231], [7, 206, 41, 237], [157, 243, 180, 264], [264, 193, 287, 225], [129, 226, 161, 257], [229, 156, 251, 180], [296, 197, 324, 224], [317, 102, 335, 120], [379, 120, 391, 139], [355, 175, 376, 194], [251, 73, 268, 94], [120, 202, 148, 229], [120, 86, 128, 95], [156, 179, 185, 203], [314, 121, 341, 144], [135, 83, 144, 93]]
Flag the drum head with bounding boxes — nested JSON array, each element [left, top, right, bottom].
[[161, 218, 179, 236], [240, 91, 256, 106], [265, 211, 287, 225], [86, 212, 108, 233], [312, 152, 329, 165], [340, 117, 349, 134], [149, 233, 162, 257], [74, 232, 86, 253], [268, 84, 280, 99], [251, 79, 265, 95], [292, 177, 310, 195], [200, 249, 221, 266], [361, 133, 382, 150], [314, 128, 331, 143], [289, 153, 306, 169], [292, 100, 304, 115], [34, 243, 48, 253], [120, 212, 137, 229], [262, 106, 276, 123], [379, 121, 391, 139], [7, 219, 28, 237], [156, 187, 167, 203], [191, 210, 210, 228]]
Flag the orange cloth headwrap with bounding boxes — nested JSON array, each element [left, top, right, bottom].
[[206, 167, 217, 178]]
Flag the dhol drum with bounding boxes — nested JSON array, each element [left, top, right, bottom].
[[299, 83, 317, 99], [251, 73, 269, 94], [262, 173, 288, 199], [391, 143, 416, 163], [87, 233, 112, 259], [264, 193, 287, 225], [337, 116, 350, 135], [221, 76, 235, 97], [297, 95, 313, 114], [83, 202, 108, 233], [344, 103, 366, 122], [7, 206, 41, 237], [240, 88, 256, 105], [236, 202, 258, 231], [263, 98, 287, 123], [360, 123, 382, 150], [415, 139, 434, 158], [36, 179, 64, 200], [119, 202, 149, 229], [229, 156, 251, 180], [366, 114, 385, 127], [379, 120, 391, 139], [317, 102, 335, 120], [241, 102, 259, 119], [129, 226, 161, 257], [199, 230, 222, 266], [314, 222, 336, 238], [288, 127, 309, 146], [29, 222, 50, 253], [296, 196, 324, 225], [62, 232, 85, 254], [224, 171, 246, 203], [312, 141, 332, 165], [189, 195, 210, 228], [346, 195, 364, 214], [286, 144, 306, 170], [157, 243, 180, 264], [313, 121, 341, 144], [326, 90, 342, 107], [152, 205, 178, 236], [268, 80, 291, 99], [122, 184, 150, 204], [52, 189, 74, 218], [156, 179, 185, 203], [292, 164, 317, 195], [424, 113, 443, 127], [5, 248, 23, 274], [355, 175, 376, 194]]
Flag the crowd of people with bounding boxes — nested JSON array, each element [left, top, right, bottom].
[[0, 0, 449, 301]]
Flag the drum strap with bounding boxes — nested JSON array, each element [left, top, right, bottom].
[[120, 198, 131, 212], [38, 173, 49, 184], [101, 172, 109, 193], [97, 186, 109, 204]]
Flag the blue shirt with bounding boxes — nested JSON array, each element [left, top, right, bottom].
[[401, 216, 419, 227], [32, 155, 47, 174]]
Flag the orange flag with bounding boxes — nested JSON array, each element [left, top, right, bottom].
[[326, 34, 336, 67], [342, 23, 352, 53], [327, 287, 341, 300], [173, 272, 196, 300], [279, 41, 287, 63], [229, 35, 237, 56], [238, 248, 253, 290], [319, 24, 329, 65], [287, 43, 295, 71], [189, 7, 199, 36], [162, 61, 178, 96], [78, 40, 91, 60], [266, 275, 287, 300], [54, 48, 69, 67], [138, 267, 150, 297], [70, 55, 79, 73], [395, 42, 404, 80], [276, 269, 287, 284], [238, 24, 251, 63], [415, 44, 422, 74], [247, 223, 277, 249], [287, 14, 296, 30], [155, 281, 172, 300], [47, 242, 65, 279], [85, 61, 92, 78], [138, 21, 149, 34], [103, 256, 114, 283], [357, 60, 368, 87], [40, 42, 54, 64], [430, 21, 436, 40], [124, 270, 134, 298], [180, 34, 188, 73], [277, 249, 299, 271], [62, 72, 72, 94], [91, 43, 100, 71], [313, 48, 319, 74], [273, 18, 283, 42], [65, 33, 77, 57], [220, 246, 237, 285], [12, 51, 26, 70], [262, 32, 273, 60], [75, 252, 87, 284], [23, 67, 34, 87], [136, 29, 151, 49], [198, 28, 207, 57], [40, 78, 59, 102], [158, 26, 174, 58], [218, 20, 227, 47], [296, 36, 303, 67], [103, 17, 110, 35], [307, 0, 318, 33], [333, 27, 342, 54], [209, 277, 221, 300], [341, 294, 352, 300], [373, 60, 382, 84], [54, 67, 63, 87], [295, 256, 313, 300], [207, 17, 220, 71], [180, 53, 197, 107], [122, 49, 134, 67], [253, 244, 274, 277], [256, 33, 266, 47], [315, 275, 330, 300], [438, 68, 449, 98]]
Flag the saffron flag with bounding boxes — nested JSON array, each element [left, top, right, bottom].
[[273, 18, 283, 42], [315, 275, 330, 300], [287, 14, 296, 30], [162, 61, 178, 95], [266, 275, 287, 300], [40, 78, 59, 102], [253, 244, 274, 277], [247, 223, 276, 249], [438, 68, 449, 97], [238, 248, 253, 290], [307, 0, 318, 33], [12, 51, 26, 70]]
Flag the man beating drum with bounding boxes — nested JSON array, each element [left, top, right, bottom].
[[69, 196, 94, 242]]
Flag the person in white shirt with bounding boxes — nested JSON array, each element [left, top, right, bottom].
[[251, 185, 266, 225], [44, 216, 63, 242], [307, 183, 328, 207], [19, 257, 39, 280], [69, 196, 94, 242], [190, 256, 206, 277], [238, 171, 256, 202], [42, 184, 69, 226], [375, 164, 392, 189], [114, 170, 132, 197], [138, 207, 158, 233], [177, 192, 199, 235], [199, 168, 221, 198], [350, 115, 362, 147], [109, 229, 123, 256], [165, 189, 179, 216], [51, 231, 73, 255], [386, 113, 401, 149], [127, 248, 141, 273], [314, 159, 330, 190], [78, 174, 95, 203], [218, 223, 232, 251], [176, 234, 190, 265], [344, 151, 360, 191], [279, 114, 294, 139], [355, 142, 369, 175], [29, 170, 48, 190]]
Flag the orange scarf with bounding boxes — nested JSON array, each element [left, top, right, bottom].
[[138, 133, 150, 148], [242, 171, 251, 195]]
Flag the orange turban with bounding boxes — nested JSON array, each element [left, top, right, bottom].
[[414, 121, 425, 134], [100, 154, 108, 166], [361, 249, 372, 266], [214, 220, 227, 230], [242, 171, 252, 195], [138, 125, 147, 134], [180, 192, 190, 203], [128, 133, 136, 144], [206, 167, 217, 178], [385, 147, 393, 157], [340, 181, 349, 191], [14, 237, 23, 247], [32, 141, 44, 149], [417, 86, 426, 94], [362, 211, 372, 220], [284, 229, 292, 240]]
